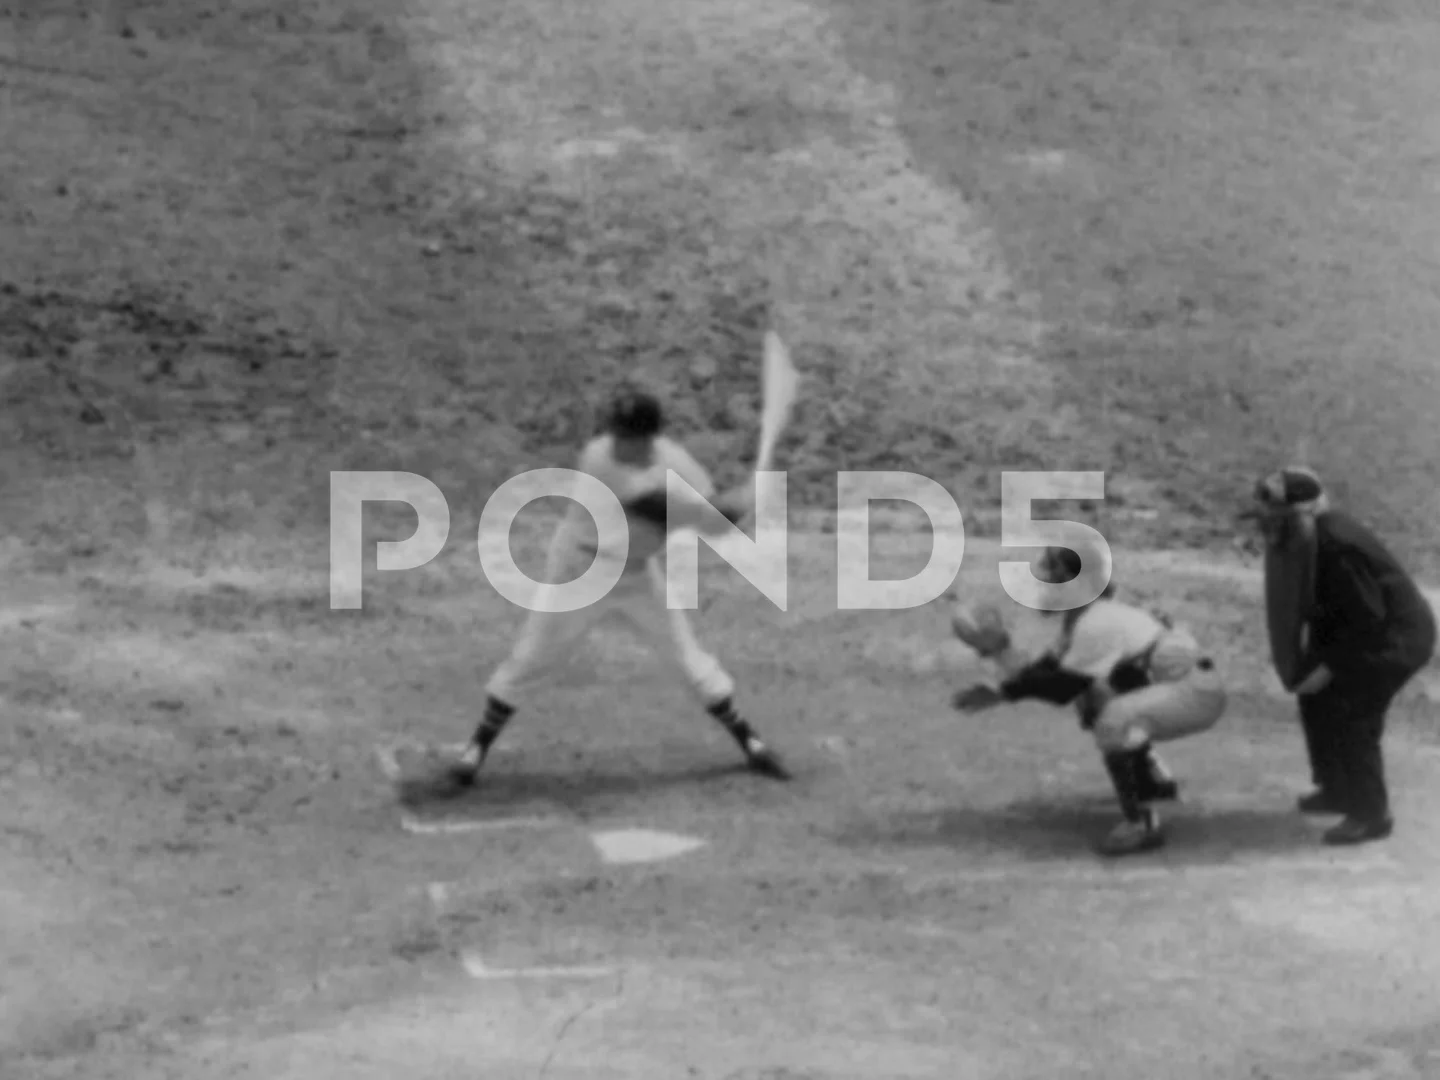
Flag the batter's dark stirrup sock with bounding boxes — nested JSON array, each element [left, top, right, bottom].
[[707, 697, 759, 750], [463, 695, 515, 765], [1103, 750, 1145, 822]]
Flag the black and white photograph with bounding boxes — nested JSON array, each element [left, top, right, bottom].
[[3, 0, 1439, 1077]]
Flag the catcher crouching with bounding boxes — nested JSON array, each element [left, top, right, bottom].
[[950, 546, 1227, 856]]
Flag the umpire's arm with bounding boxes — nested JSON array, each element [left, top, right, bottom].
[[1312, 552, 1421, 681]]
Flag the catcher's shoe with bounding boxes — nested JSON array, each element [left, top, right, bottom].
[[743, 737, 791, 780], [1098, 809, 1165, 857]]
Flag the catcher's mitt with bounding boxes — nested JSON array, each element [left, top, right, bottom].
[[950, 600, 1012, 658]]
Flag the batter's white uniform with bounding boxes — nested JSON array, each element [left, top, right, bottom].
[[1058, 600, 1227, 753], [484, 434, 736, 708]]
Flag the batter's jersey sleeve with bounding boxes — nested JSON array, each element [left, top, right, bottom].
[[655, 437, 716, 496], [650, 437, 726, 532]]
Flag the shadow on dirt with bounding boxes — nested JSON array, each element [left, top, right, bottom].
[[397, 760, 760, 821], [839, 792, 1320, 863]]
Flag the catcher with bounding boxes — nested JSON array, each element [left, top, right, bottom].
[[949, 546, 1228, 856], [398, 382, 791, 804]]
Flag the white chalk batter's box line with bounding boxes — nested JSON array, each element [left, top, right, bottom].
[[373, 742, 574, 833], [460, 950, 618, 981], [422, 852, 1407, 925], [426, 860, 1413, 985]]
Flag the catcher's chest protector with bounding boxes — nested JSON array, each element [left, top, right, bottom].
[[1263, 514, 1317, 690]]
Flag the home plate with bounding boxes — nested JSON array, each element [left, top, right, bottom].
[[461, 950, 615, 980], [590, 828, 706, 865]]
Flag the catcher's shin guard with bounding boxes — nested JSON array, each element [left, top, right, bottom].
[[1100, 748, 1165, 855], [1138, 747, 1179, 802], [1102, 749, 1146, 822]]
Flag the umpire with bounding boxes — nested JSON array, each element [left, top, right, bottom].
[[1250, 467, 1436, 845]]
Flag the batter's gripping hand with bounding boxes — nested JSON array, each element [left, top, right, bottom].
[[950, 600, 1012, 659]]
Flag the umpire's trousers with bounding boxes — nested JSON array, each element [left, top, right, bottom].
[[1298, 675, 1411, 823]]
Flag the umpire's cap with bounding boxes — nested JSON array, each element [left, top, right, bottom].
[[603, 384, 664, 438], [1253, 466, 1324, 507], [1239, 466, 1325, 521]]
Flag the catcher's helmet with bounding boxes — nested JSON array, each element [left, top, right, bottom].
[[603, 384, 664, 438], [1038, 545, 1115, 599], [1038, 546, 1083, 583]]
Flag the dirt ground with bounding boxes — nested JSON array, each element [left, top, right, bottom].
[[4, 0, 1440, 1078], [5, 527, 1440, 1079]]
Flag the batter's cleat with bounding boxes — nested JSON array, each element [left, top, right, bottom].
[[394, 744, 483, 805], [1098, 809, 1165, 857], [743, 738, 791, 780], [395, 766, 475, 806], [1297, 789, 1348, 816], [444, 759, 479, 789], [448, 741, 486, 784], [1323, 816, 1393, 846]]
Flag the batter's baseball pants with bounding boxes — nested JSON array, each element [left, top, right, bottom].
[[484, 557, 735, 708]]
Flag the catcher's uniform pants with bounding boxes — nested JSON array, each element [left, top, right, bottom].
[[1298, 673, 1414, 823], [484, 558, 735, 708], [1091, 661, 1227, 754]]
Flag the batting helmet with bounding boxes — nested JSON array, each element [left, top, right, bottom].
[[603, 384, 664, 439]]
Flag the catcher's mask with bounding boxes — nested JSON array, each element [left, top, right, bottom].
[[1036, 546, 1115, 598], [1241, 466, 1329, 550]]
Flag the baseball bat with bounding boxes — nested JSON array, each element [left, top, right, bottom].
[[755, 330, 799, 473]]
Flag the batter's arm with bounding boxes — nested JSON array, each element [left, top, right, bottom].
[[625, 486, 748, 533], [641, 437, 750, 534]]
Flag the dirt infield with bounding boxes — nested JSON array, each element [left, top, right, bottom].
[[5, 527, 1440, 1079], [4, 0, 1440, 1077]]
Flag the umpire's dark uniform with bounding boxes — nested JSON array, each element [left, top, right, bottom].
[[1299, 509, 1435, 843]]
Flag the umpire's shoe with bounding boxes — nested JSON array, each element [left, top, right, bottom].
[[1323, 815, 1393, 845], [743, 737, 792, 780], [1098, 809, 1165, 857]]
